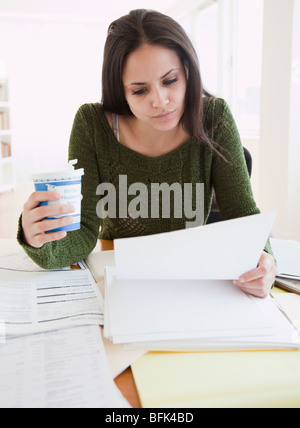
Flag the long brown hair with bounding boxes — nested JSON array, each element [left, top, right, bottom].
[[101, 9, 215, 148]]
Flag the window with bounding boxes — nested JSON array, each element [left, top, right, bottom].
[[184, 0, 264, 138], [193, 2, 219, 95], [233, 0, 264, 138]]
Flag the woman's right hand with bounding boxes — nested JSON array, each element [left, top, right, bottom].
[[22, 191, 75, 248]]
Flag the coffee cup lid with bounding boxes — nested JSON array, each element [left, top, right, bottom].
[[31, 159, 84, 181]]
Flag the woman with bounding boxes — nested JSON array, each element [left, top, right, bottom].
[[19, 9, 276, 298]]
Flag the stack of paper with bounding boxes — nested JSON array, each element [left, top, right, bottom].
[[104, 212, 300, 351], [271, 238, 300, 294], [131, 293, 300, 408]]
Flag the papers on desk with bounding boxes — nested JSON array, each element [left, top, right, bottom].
[[104, 212, 300, 351], [270, 238, 300, 294], [0, 251, 72, 272], [0, 239, 132, 409], [132, 349, 300, 408], [0, 325, 130, 408], [105, 268, 298, 351], [132, 293, 300, 408], [0, 268, 104, 336]]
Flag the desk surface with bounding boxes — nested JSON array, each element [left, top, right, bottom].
[[99, 240, 141, 408]]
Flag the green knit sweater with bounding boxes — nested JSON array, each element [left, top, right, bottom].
[[17, 97, 271, 269]]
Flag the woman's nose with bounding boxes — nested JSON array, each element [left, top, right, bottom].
[[152, 88, 169, 108]]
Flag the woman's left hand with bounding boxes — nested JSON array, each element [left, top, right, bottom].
[[233, 252, 277, 298]]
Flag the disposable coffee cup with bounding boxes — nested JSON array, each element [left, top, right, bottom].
[[31, 160, 84, 233]]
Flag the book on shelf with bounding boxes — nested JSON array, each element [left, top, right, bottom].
[[0, 111, 9, 129], [0, 84, 7, 103], [1, 141, 11, 158]]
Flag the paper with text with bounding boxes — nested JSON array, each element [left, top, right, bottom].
[[0, 326, 130, 408], [0, 268, 104, 336]]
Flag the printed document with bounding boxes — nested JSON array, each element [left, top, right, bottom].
[[0, 325, 130, 408], [0, 268, 104, 336]]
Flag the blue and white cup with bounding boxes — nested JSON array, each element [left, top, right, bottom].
[[32, 160, 84, 233]]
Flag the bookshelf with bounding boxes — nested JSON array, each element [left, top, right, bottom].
[[0, 71, 15, 193]]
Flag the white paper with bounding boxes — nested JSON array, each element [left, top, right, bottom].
[[86, 250, 116, 297], [0, 252, 71, 272], [0, 326, 130, 408], [86, 250, 116, 283], [104, 266, 298, 350], [104, 211, 300, 351], [270, 238, 300, 278], [114, 211, 276, 280], [272, 293, 300, 325], [0, 268, 104, 336]]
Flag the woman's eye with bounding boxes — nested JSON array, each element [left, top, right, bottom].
[[131, 77, 178, 96], [132, 88, 147, 96], [164, 77, 178, 86]]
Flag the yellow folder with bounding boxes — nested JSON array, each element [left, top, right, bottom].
[[132, 349, 300, 408]]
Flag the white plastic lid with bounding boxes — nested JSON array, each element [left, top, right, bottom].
[[31, 159, 84, 181]]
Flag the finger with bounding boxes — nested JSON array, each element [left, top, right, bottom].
[[31, 230, 68, 248], [24, 192, 61, 211], [237, 252, 274, 284], [239, 280, 271, 298], [234, 275, 273, 298], [30, 204, 75, 223], [233, 267, 267, 288], [31, 216, 74, 235]]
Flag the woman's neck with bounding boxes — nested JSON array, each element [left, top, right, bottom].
[[119, 115, 190, 157]]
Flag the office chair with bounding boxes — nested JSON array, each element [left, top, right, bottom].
[[206, 147, 252, 224]]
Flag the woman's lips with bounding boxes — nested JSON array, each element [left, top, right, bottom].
[[153, 110, 175, 119]]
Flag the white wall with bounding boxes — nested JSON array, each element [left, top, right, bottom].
[[259, 0, 300, 240], [0, 15, 107, 181], [0, 0, 178, 182]]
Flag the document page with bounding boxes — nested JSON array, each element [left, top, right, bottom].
[[0, 325, 130, 408], [0, 251, 71, 272], [114, 211, 276, 280], [0, 269, 104, 336], [270, 238, 300, 279]]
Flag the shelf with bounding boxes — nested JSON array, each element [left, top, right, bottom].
[[0, 67, 15, 192], [0, 156, 13, 165], [0, 183, 15, 193], [0, 130, 11, 136]]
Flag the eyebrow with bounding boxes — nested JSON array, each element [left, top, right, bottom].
[[126, 68, 178, 87]]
